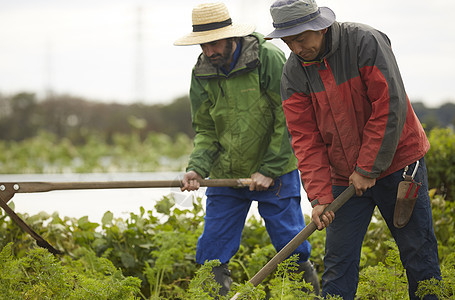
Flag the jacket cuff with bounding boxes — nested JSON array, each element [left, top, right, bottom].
[[257, 167, 276, 180], [186, 166, 207, 179], [355, 165, 380, 179], [310, 194, 334, 207]]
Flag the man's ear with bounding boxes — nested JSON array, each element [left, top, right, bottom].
[[321, 28, 328, 34]]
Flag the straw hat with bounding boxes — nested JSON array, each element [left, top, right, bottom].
[[174, 2, 256, 46], [265, 0, 335, 40]]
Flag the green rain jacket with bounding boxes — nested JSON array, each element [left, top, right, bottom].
[[187, 33, 297, 179]]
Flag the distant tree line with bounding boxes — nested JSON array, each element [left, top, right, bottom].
[[0, 92, 194, 144], [412, 101, 455, 130], [0, 92, 454, 144]]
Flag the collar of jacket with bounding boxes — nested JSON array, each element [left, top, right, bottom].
[[193, 34, 260, 79]]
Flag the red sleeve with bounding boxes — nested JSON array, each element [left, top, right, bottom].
[[283, 93, 334, 205]]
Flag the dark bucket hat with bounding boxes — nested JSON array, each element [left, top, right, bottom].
[[265, 0, 335, 40]]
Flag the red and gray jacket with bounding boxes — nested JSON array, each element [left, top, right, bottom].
[[281, 21, 429, 206]]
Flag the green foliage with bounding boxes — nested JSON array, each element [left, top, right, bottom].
[[184, 259, 224, 299], [416, 252, 455, 299], [1, 95, 453, 298], [0, 130, 192, 173], [0, 195, 205, 299], [426, 127, 455, 201], [231, 282, 267, 300], [0, 242, 141, 299], [267, 254, 315, 299], [428, 189, 455, 265], [356, 241, 409, 299], [79, 196, 202, 298], [0, 180, 454, 299], [1, 126, 454, 200], [0, 93, 194, 143]]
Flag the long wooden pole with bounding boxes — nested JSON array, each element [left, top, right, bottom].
[[0, 178, 251, 254], [0, 178, 252, 202], [230, 185, 355, 300]]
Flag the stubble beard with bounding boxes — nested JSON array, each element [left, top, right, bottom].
[[208, 39, 234, 69]]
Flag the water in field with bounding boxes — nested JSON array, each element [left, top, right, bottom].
[[0, 172, 312, 222]]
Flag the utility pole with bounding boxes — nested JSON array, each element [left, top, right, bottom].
[[45, 39, 54, 99], [134, 6, 146, 103]]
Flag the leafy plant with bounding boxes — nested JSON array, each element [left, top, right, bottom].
[[0, 131, 192, 173], [0, 242, 141, 299], [416, 252, 455, 299], [356, 241, 409, 299], [429, 188, 455, 263], [0, 183, 453, 299], [184, 259, 225, 299], [426, 127, 455, 201], [267, 254, 315, 299]]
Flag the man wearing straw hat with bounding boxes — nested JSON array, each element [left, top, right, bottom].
[[265, 0, 442, 299], [175, 2, 319, 296]]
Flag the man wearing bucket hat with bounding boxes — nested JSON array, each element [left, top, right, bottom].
[[175, 2, 319, 296], [266, 0, 442, 299]]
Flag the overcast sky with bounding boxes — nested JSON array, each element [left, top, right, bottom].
[[1, 0, 454, 108]]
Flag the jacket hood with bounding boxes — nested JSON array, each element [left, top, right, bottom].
[[193, 33, 262, 79]]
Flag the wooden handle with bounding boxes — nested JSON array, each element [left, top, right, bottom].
[[0, 178, 253, 194], [230, 185, 355, 300], [0, 178, 253, 256]]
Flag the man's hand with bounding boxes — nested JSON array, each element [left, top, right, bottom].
[[312, 204, 335, 230], [181, 171, 202, 191], [349, 171, 376, 196], [249, 172, 273, 191]]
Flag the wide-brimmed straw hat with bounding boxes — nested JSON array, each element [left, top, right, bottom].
[[174, 2, 256, 46], [265, 0, 335, 40]]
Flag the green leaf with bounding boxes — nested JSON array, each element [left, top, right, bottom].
[[120, 252, 136, 269], [102, 211, 114, 226], [155, 196, 174, 215]]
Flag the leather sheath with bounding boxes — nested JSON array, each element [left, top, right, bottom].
[[393, 180, 420, 228]]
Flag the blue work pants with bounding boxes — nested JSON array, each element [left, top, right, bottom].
[[195, 169, 312, 265], [322, 158, 441, 299]]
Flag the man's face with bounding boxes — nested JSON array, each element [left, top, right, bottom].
[[282, 29, 326, 61], [200, 38, 234, 68]]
